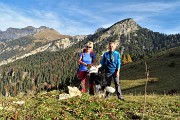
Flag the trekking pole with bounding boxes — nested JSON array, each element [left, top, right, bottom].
[[142, 62, 149, 120]]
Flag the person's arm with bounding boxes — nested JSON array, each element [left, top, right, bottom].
[[116, 68, 120, 76], [78, 53, 87, 66], [91, 53, 96, 65], [116, 52, 121, 76], [79, 60, 87, 66]]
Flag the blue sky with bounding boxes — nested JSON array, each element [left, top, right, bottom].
[[0, 0, 180, 35]]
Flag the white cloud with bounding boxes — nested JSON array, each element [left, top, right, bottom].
[[57, 3, 105, 24], [121, 3, 178, 12], [0, 1, 179, 35], [0, 2, 98, 35], [73, 8, 104, 23], [101, 1, 180, 34], [0, 2, 62, 32], [104, 1, 180, 13]]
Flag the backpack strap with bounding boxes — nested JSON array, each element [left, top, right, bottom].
[[90, 52, 96, 65], [79, 50, 96, 65], [81, 51, 94, 60]]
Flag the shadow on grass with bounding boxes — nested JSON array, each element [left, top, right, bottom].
[[121, 80, 179, 95]]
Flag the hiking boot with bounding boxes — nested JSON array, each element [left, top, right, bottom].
[[118, 97, 124, 101], [89, 92, 94, 95], [89, 87, 94, 95]]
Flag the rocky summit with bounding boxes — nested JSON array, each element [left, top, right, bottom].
[[0, 26, 49, 41]]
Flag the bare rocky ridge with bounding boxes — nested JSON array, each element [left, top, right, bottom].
[[0, 26, 49, 41]]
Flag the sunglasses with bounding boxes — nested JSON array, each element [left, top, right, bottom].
[[86, 46, 92, 48]]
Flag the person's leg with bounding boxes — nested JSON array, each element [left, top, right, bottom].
[[113, 73, 124, 100], [105, 73, 112, 98], [85, 71, 89, 93], [79, 71, 86, 93]]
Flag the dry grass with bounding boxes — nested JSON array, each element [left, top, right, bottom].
[[33, 29, 70, 42]]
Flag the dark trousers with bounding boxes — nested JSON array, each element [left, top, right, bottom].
[[105, 72, 123, 98]]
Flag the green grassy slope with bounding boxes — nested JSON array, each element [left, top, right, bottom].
[[120, 46, 180, 94], [0, 91, 179, 119]]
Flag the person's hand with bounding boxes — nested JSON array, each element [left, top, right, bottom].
[[83, 62, 87, 66], [116, 71, 120, 77]]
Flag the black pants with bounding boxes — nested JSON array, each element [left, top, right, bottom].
[[105, 72, 123, 98]]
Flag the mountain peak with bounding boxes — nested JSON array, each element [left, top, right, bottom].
[[119, 18, 134, 22], [91, 18, 140, 47], [39, 26, 49, 30], [23, 26, 36, 30], [6, 27, 20, 31], [111, 18, 139, 28], [0, 26, 54, 41], [102, 18, 140, 37]]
